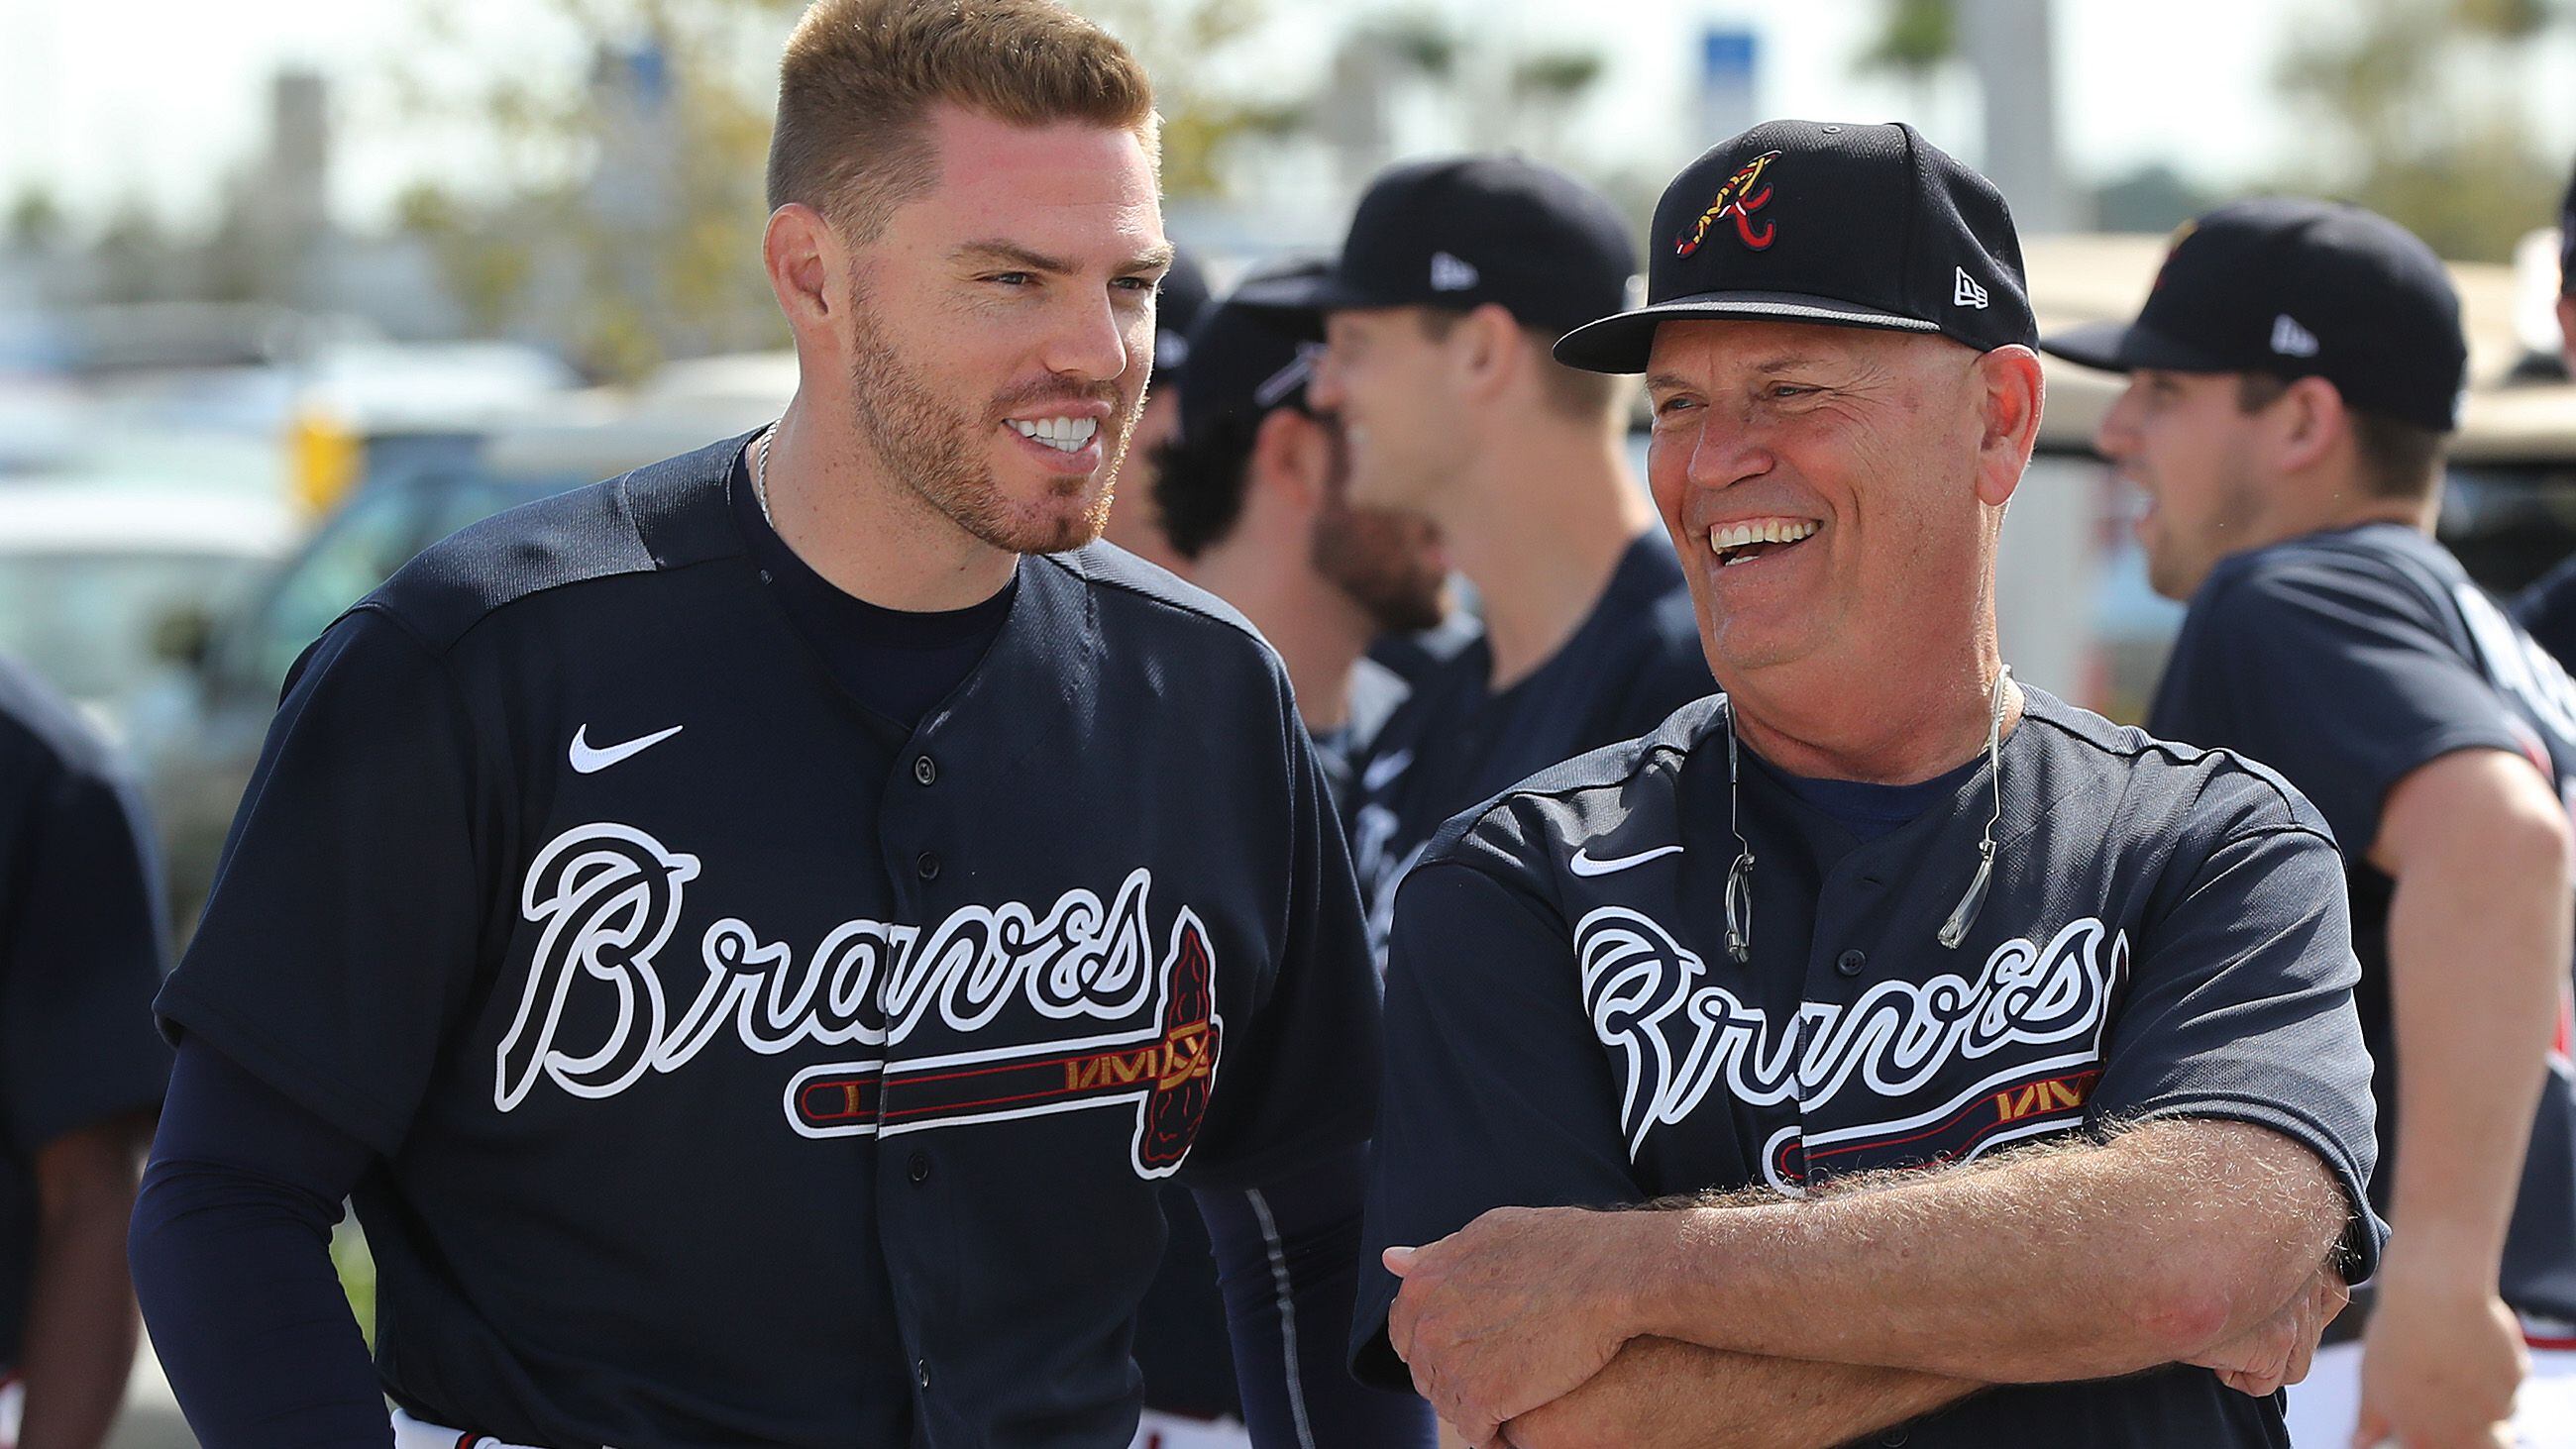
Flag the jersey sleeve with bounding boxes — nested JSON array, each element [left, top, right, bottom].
[[2153, 558, 2529, 861], [0, 746, 171, 1155], [1178, 694, 1383, 1191], [2089, 819, 2386, 1278], [1351, 855, 1645, 1390], [153, 606, 493, 1158]]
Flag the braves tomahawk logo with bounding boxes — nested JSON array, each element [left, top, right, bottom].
[[496, 822, 1221, 1177], [1675, 151, 1781, 258], [1577, 906, 2127, 1190]]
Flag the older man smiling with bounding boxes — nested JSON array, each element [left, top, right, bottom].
[[1354, 120, 2385, 1449]]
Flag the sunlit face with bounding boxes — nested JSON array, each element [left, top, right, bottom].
[[2093, 368, 2271, 600], [1306, 308, 1464, 514], [843, 104, 1168, 555], [1642, 318, 1998, 681], [1303, 415, 1450, 634]]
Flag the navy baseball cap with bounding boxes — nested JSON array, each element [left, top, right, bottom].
[[1555, 120, 2034, 374], [2042, 197, 2467, 432], [1154, 247, 1213, 376], [1174, 255, 1329, 453], [1231, 155, 1638, 341]]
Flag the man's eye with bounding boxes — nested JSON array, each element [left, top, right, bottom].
[[1116, 276, 1156, 294], [987, 272, 1035, 287], [1768, 384, 1816, 400], [1653, 395, 1698, 418]]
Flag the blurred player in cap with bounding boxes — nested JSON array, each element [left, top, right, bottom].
[[1102, 247, 1212, 577], [1154, 255, 1450, 797], [1127, 257, 1450, 1448], [2053, 196, 2576, 1449], [1361, 121, 2379, 1449], [1235, 155, 1710, 961]]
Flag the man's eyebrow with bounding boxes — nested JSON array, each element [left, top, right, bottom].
[[1643, 370, 1693, 392], [951, 240, 1177, 275], [952, 240, 1075, 273], [1752, 355, 1831, 373]]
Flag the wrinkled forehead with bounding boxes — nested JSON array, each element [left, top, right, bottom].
[[1642, 316, 1966, 388]]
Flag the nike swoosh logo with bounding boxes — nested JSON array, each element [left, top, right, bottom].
[[570, 723, 684, 774], [1567, 844, 1684, 878], [1361, 748, 1415, 793]]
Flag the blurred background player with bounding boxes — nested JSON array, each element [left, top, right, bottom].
[[1103, 247, 1212, 578], [0, 656, 169, 1449], [1236, 156, 1711, 956], [1153, 255, 1449, 793], [1126, 256, 1449, 1448], [2054, 197, 2576, 1449]]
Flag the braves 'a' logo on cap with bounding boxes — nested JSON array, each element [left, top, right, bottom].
[[1675, 151, 1782, 258]]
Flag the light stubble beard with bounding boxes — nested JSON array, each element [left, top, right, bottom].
[[846, 308, 1141, 557]]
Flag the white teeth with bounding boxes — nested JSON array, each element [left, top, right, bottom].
[[1008, 416, 1100, 453], [1706, 518, 1819, 555]]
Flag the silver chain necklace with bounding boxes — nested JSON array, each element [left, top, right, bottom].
[[1719, 664, 2013, 966], [751, 421, 780, 526]]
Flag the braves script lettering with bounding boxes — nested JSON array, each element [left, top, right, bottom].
[[493, 823, 1219, 1172], [1578, 906, 2128, 1185]]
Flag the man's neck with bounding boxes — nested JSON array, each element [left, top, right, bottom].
[[1726, 635, 2019, 785], [754, 398, 1020, 612], [1429, 424, 1655, 691], [1189, 543, 1372, 733]]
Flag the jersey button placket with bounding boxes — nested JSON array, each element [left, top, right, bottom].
[[916, 851, 941, 880], [1835, 949, 1867, 978], [912, 755, 937, 786], [909, 1149, 931, 1184]]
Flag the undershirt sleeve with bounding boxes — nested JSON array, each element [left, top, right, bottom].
[[1195, 1147, 1434, 1449], [129, 1037, 389, 1449]]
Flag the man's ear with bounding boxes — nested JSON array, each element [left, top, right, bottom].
[[1972, 344, 2045, 508], [1248, 408, 1328, 516], [1449, 303, 1527, 408], [764, 203, 845, 346], [2268, 375, 2349, 477]]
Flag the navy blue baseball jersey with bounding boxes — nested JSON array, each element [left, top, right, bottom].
[[0, 656, 170, 1368], [154, 435, 1383, 1449], [1359, 688, 2384, 1446], [1345, 534, 1710, 956], [2151, 520, 2576, 1327]]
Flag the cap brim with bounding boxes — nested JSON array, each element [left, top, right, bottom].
[[2038, 319, 2232, 374], [1227, 269, 1417, 340], [1553, 291, 1940, 374]]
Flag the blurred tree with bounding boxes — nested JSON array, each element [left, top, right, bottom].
[[387, 0, 802, 380], [1857, 0, 1959, 118], [387, 0, 1302, 375], [2275, 0, 2568, 259], [6, 188, 64, 252]]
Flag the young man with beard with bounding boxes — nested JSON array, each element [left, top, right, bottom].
[[2052, 198, 2576, 1449], [1356, 122, 2380, 1449], [126, 5, 1424, 1448], [1153, 258, 1451, 800], [1235, 158, 1711, 960]]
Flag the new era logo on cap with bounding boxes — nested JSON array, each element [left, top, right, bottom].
[[1430, 252, 1481, 291], [2270, 313, 2320, 358], [1954, 266, 1989, 310]]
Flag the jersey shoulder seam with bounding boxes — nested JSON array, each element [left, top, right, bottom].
[[1040, 552, 1267, 644], [2019, 705, 2328, 841]]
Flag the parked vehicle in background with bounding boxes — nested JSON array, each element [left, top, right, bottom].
[[0, 483, 295, 732], [133, 387, 788, 937]]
